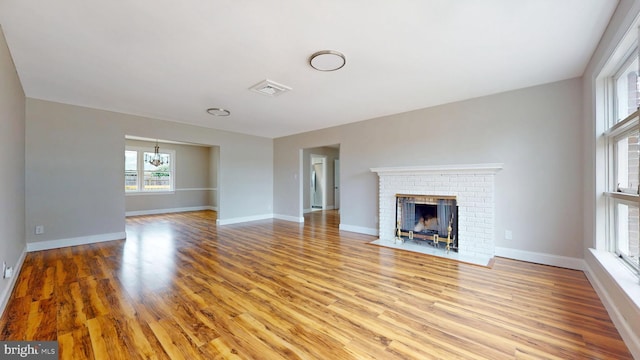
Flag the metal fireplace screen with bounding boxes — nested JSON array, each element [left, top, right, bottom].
[[395, 194, 458, 250]]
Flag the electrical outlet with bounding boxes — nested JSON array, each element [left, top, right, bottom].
[[35, 225, 44, 235], [4, 267, 12, 278], [505, 230, 513, 240]]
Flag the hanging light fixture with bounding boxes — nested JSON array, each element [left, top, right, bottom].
[[147, 140, 165, 167]]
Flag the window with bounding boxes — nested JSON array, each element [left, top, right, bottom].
[[614, 54, 639, 123], [125, 150, 138, 191], [125, 147, 175, 193], [604, 44, 640, 274]]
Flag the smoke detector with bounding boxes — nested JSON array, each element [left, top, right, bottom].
[[249, 79, 292, 97]]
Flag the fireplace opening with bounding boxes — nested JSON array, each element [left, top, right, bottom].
[[396, 195, 458, 252]]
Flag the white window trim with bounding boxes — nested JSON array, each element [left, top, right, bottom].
[[125, 146, 176, 195], [597, 25, 640, 278], [613, 47, 639, 124]]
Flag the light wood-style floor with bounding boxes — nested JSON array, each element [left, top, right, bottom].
[[0, 210, 633, 359]]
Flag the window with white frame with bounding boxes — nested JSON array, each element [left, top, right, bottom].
[[603, 36, 640, 274], [125, 147, 175, 193]]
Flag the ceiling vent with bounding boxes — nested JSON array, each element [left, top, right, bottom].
[[249, 79, 292, 97]]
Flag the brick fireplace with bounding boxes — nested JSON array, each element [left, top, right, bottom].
[[370, 164, 503, 261]]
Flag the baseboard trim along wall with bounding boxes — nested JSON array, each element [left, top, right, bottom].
[[126, 206, 215, 217], [26, 232, 127, 252], [583, 249, 640, 359], [0, 247, 26, 319], [304, 206, 335, 214], [216, 214, 274, 226], [494, 247, 585, 271], [338, 224, 379, 236], [274, 214, 305, 223]]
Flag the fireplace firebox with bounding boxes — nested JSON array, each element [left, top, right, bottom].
[[395, 194, 458, 252]]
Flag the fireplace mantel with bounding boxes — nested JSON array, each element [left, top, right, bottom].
[[370, 163, 503, 175]]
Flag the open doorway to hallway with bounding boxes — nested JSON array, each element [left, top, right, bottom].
[[301, 145, 340, 223]]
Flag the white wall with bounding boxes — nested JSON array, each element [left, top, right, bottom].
[[26, 99, 273, 247], [275, 78, 584, 260], [0, 26, 26, 314], [125, 139, 216, 214]]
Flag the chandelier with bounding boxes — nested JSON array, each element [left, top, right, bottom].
[[147, 140, 165, 167]]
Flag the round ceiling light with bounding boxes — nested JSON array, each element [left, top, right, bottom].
[[309, 50, 346, 71], [206, 108, 230, 116]]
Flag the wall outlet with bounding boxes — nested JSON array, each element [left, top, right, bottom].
[[4, 266, 13, 278], [505, 230, 513, 240], [35, 225, 44, 235]]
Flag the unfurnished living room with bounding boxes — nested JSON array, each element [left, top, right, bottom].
[[0, 1, 639, 359]]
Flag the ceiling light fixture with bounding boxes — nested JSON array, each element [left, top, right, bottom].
[[309, 50, 346, 71], [206, 108, 231, 116], [146, 140, 166, 167]]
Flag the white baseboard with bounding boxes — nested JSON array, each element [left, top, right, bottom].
[[274, 214, 305, 223], [0, 246, 26, 319], [26, 231, 126, 252], [495, 247, 585, 270], [216, 214, 274, 226], [126, 206, 215, 217], [583, 250, 640, 359], [305, 206, 336, 213], [338, 224, 378, 236]]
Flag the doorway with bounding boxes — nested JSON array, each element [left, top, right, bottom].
[[124, 135, 220, 217], [300, 145, 340, 217]]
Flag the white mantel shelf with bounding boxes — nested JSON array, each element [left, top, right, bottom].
[[370, 163, 504, 175]]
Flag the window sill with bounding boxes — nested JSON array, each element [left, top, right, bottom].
[[589, 248, 640, 309], [125, 191, 175, 196]]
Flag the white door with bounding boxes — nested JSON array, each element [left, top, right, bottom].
[[334, 159, 340, 210]]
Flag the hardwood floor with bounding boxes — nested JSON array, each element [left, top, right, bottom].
[[0, 210, 633, 359]]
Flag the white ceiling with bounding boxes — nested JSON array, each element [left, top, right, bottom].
[[0, 0, 618, 139]]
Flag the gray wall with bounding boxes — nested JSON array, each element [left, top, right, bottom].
[[26, 99, 273, 245], [209, 146, 219, 208], [0, 26, 26, 311], [275, 78, 584, 258], [125, 139, 218, 214]]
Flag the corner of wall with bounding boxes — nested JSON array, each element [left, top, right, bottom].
[[0, 246, 27, 319]]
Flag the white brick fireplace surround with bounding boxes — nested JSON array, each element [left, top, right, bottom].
[[370, 164, 503, 262]]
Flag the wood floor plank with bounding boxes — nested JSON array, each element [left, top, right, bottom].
[[148, 319, 201, 360], [0, 210, 633, 359], [58, 327, 94, 360]]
